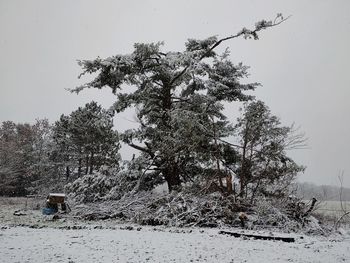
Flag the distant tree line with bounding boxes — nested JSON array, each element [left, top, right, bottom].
[[0, 119, 52, 195], [296, 182, 350, 201]]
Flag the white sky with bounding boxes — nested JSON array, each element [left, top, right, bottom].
[[1, 0, 349, 187]]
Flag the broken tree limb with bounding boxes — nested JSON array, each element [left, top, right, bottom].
[[335, 211, 350, 230], [303, 197, 317, 217], [218, 230, 295, 243]]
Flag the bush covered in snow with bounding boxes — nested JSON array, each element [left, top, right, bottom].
[[65, 173, 119, 203], [65, 166, 140, 203]]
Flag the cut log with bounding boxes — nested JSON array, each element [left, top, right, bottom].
[[218, 230, 295, 243]]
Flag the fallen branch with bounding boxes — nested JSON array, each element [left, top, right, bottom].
[[335, 211, 350, 230], [218, 230, 295, 243], [82, 212, 111, 221], [303, 197, 317, 217]]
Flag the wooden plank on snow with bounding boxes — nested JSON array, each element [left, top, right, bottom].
[[218, 230, 295, 243]]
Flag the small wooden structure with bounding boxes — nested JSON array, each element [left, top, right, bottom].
[[47, 193, 66, 204], [43, 193, 70, 215]]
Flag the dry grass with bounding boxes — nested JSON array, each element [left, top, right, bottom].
[[313, 201, 350, 229], [0, 196, 43, 210]]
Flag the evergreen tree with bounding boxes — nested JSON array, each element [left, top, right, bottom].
[[234, 101, 306, 200], [73, 15, 289, 192], [0, 119, 54, 195], [52, 101, 120, 177]]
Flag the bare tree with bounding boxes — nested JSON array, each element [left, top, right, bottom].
[[335, 171, 350, 229]]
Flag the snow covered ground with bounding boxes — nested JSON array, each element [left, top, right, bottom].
[[1, 197, 350, 263], [1, 225, 349, 263]]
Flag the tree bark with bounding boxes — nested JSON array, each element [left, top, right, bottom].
[[78, 158, 82, 176], [65, 166, 70, 180], [85, 155, 89, 174], [240, 128, 249, 197], [226, 173, 233, 194], [160, 83, 182, 192], [212, 119, 224, 189], [164, 164, 181, 192], [89, 152, 94, 174]]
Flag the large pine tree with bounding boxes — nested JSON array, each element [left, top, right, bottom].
[[73, 15, 289, 192]]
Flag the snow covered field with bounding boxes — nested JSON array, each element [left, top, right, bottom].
[[1, 225, 349, 263], [1, 197, 350, 263]]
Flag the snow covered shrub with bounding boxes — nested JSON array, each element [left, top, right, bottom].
[[65, 173, 118, 203], [248, 196, 328, 234], [65, 159, 147, 203], [252, 197, 293, 228]]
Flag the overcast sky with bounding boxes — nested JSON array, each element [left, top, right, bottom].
[[1, 0, 349, 187]]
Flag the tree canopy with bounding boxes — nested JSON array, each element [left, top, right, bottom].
[[73, 14, 300, 194]]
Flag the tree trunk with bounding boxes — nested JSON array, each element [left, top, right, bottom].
[[78, 158, 82, 176], [65, 166, 70, 180], [239, 122, 249, 198], [226, 173, 233, 194], [164, 165, 181, 192], [212, 119, 224, 190], [240, 153, 247, 198], [160, 84, 181, 192], [250, 178, 261, 204], [85, 155, 89, 174], [89, 152, 94, 174]]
